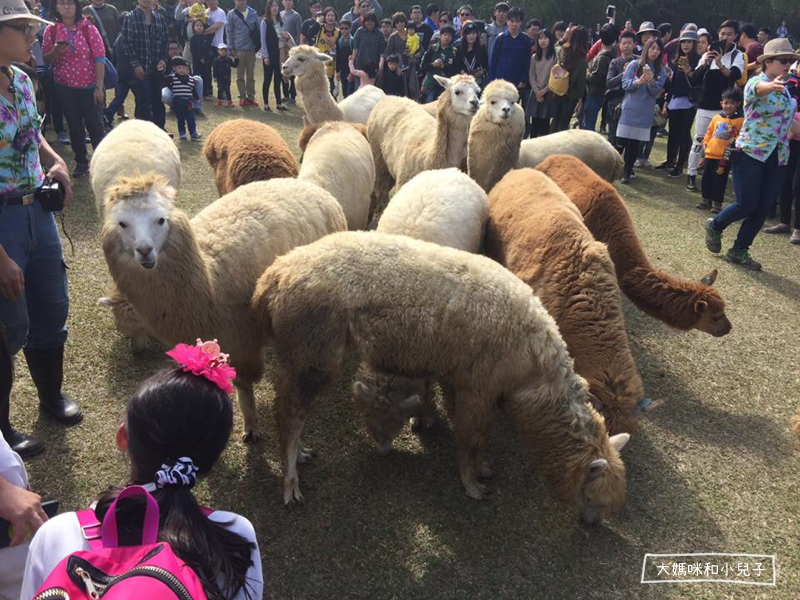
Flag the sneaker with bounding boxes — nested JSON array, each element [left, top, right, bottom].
[[56, 131, 70, 144], [599, 127, 607, 134], [668, 167, 682, 178], [239, 98, 247, 106], [247, 99, 259, 107], [711, 202, 722, 214], [705, 218, 722, 253], [634, 158, 650, 168], [696, 199, 711, 210], [686, 175, 697, 191], [277, 104, 288, 111], [215, 99, 222, 107], [790, 229, 800, 245], [118, 113, 129, 120], [620, 174, 631, 184], [72, 163, 89, 178], [630, 170, 636, 179], [724, 248, 761, 270], [763, 223, 791, 234], [179, 133, 187, 140], [190, 132, 202, 140], [204, 95, 214, 101], [263, 105, 272, 112], [285, 98, 296, 106], [655, 161, 674, 171], [227, 100, 234, 107]]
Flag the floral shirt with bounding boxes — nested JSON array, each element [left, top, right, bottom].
[[735, 72, 797, 165], [42, 19, 106, 89], [0, 68, 44, 195]]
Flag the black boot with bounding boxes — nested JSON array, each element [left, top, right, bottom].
[[23, 346, 82, 424], [0, 344, 44, 458]]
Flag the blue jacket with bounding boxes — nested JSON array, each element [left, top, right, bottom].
[[619, 60, 667, 129], [487, 31, 532, 87]]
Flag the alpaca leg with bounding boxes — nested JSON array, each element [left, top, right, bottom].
[[410, 378, 437, 430], [236, 382, 258, 443], [452, 389, 492, 500], [369, 149, 393, 226]]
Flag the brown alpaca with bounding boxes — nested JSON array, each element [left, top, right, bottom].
[[485, 169, 645, 435], [203, 119, 298, 196], [536, 155, 732, 337]]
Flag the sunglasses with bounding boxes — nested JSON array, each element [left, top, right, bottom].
[[3, 22, 37, 36], [459, 12, 470, 17], [772, 57, 793, 65]]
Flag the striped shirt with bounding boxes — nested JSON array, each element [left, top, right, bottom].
[[353, 27, 386, 70], [165, 73, 196, 100]]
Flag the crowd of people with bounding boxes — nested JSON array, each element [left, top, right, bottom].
[[1, 0, 799, 596]]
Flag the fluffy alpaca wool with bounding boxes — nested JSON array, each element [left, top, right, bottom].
[[203, 119, 298, 196], [298, 122, 374, 230], [101, 174, 347, 440], [518, 129, 624, 182], [298, 121, 367, 153], [377, 168, 488, 252], [485, 168, 645, 435], [467, 80, 525, 193], [282, 45, 385, 125], [536, 155, 732, 337], [253, 231, 629, 524], [90, 120, 181, 221]]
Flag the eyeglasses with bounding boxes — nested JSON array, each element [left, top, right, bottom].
[[773, 57, 793, 65], [2, 22, 37, 36], [459, 12, 470, 17]]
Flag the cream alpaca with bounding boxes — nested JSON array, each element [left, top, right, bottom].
[[298, 122, 374, 230], [281, 45, 385, 124], [367, 74, 481, 218], [518, 129, 624, 182], [253, 232, 630, 525], [101, 174, 347, 440], [467, 80, 525, 192]]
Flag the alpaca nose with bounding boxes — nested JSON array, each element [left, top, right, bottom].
[[136, 244, 153, 257], [470, 98, 479, 110]]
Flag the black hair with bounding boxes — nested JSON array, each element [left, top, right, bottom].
[[362, 60, 377, 78], [561, 25, 590, 67], [552, 20, 566, 33], [263, 0, 282, 23], [168, 38, 180, 46], [534, 28, 555, 60], [721, 87, 743, 103], [380, 17, 391, 26], [758, 27, 771, 37], [719, 19, 739, 35], [439, 24, 455, 37], [362, 10, 378, 25], [657, 23, 672, 36], [507, 7, 523, 22], [526, 18, 541, 29], [739, 22, 757, 40], [619, 29, 635, 42], [405, 20, 416, 30], [391, 11, 406, 26], [95, 369, 254, 600], [599, 22, 618, 46], [438, 10, 450, 22], [308, 0, 321, 7], [425, 3, 438, 16], [386, 53, 401, 63], [49, 0, 80, 22], [458, 5, 473, 16], [410, 4, 422, 13]]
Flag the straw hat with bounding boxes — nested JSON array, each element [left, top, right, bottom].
[[757, 38, 800, 63], [0, 0, 51, 26], [637, 21, 657, 35]]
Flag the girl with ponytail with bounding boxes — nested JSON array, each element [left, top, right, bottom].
[[21, 340, 263, 599]]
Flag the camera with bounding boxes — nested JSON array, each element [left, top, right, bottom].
[[606, 4, 615, 18], [35, 179, 66, 212]]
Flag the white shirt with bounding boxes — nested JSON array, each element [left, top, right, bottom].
[[20, 509, 263, 599], [0, 432, 29, 600], [207, 7, 228, 48]]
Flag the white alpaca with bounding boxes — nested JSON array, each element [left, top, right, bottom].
[[298, 122, 374, 230], [377, 168, 488, 253], [101, 174, 347, 440], [467, 80, 525, 192], [281, 45, 385, 124], [517, 130, 624, 182], [367, 74, 481, 218]]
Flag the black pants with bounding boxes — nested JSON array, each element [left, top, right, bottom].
[[529, 118, 551, 138], [778, 139, 800, 228], [282, 75, 296, 100], [195, 59, 212, 97], [41, 69, 65, 134], [263, 60, 282, 107], [701, 158, 731, 203], [216, 80, 231, 101], [666, 107, 696, 169], [56, 84, 105, 166], [622, 138, 640, 176], [550, 95, 577, 133], [607, 102, 622, 149]]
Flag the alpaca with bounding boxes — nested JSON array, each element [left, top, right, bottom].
[[518, 130, 624, 182], [793, 409, 800, 438], [467, 80, 525, 192], [97, 288, 151, 352], [281, 45, 385, 124], [298, 122, 367, 153], [376, 168, 488, 252], [203, 119, 298, 196], [101, 174, 347, 440], [90, 119, 181, 220], [536, 155, 732, 336], [298, 122, 374, 230], [367, 74, 481, 219], [253, 231, 630, 524], [485, 169, 646, 435]]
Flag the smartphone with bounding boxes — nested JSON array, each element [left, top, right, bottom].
[[710, 40, 728, 55], [0, 500, 59, 549], [606, 5, 615, 18]]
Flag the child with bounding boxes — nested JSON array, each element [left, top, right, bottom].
[[378, 53, 404, 96], [336, 19, 354, 97], [380, 17, 393, 41], [165, 56, 202, 140], [20, 340, 263, 599], [697, 87, 744, 213], [190, 19, 213, 102], [405, 20, 421, 71], [212, 43, 238, 106], [348, 56, 377, 87]]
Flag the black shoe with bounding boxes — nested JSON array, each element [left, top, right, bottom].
[[1, 426, 44, 458], [668, 167, 682, 178], [23, 346, 83, 425], [724, 247, 762, 271], [72, 163, 89, 178], [686, 175, 697, 191], [621, 173, 631, 184], [655, 161, 674, 171]]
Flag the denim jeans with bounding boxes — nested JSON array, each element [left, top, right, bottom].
[[132, 74, 166, 129], [172, 97, 197, 137], [106, 77, 132, 120], [0, 201, 69, 355], [581, 94, 604, 131], [162, 76, 204, 112], [712, 149, 787, 252], [424, 86, 442, 104]]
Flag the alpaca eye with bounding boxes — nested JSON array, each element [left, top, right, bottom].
[[119, 222, 127, 229], [158, 217, 165, 225], [491, 101, 496, 105], [298, 57, 305, 61], [455, 90, 461, 95]]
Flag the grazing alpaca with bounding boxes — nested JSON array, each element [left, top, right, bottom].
[[367, 74, 481, 218], [203, 119, 298, 196], [519, 130, 624, 182], [281, 45, 385, 124], [485, 169, 646, 434], [467, 80, 525, 192], [253, 231, 630, 525], [101, 174, 347, 440], [536, 155, 732, 337]]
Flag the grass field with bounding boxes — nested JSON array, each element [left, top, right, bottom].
[[12, 85, 800, 599]]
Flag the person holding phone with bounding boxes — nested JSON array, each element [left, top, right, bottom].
[[685, 19, 744, 190], [704, 39, 800, 270]]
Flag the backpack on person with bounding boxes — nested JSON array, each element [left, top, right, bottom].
[[33, 486, 208, 599]]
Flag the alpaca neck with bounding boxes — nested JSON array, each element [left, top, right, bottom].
[[621, 267, 701, 330], [296, 64, 342, 122], [428, 96, 471, 169]]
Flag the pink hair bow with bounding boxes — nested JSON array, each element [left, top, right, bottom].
[[166, 339, 237, 394]]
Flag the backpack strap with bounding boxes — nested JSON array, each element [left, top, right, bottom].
[[76, 508, 103, 551]]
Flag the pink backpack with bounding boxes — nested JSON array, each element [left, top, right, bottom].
[[33, 486, 208, 599]]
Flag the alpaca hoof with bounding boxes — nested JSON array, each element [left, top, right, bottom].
[[464, 482, 487, 500], [242, 430, 260, 444], [283, 478, 304, 506], [298, 446, 314, 463]]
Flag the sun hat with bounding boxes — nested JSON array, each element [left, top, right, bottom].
[[679, 26, 698, 42], [0, 0, 51, 26], [697, 28, 710, 37], [637, 21, 657, 35], [757, 38, 800, 63]]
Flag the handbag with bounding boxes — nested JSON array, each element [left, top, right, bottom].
[[81, 25, 118, 88], [234, 8, 261, 50], [548, 63, 569, 97]]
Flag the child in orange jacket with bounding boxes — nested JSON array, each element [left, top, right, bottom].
[[698, 87, 744, 213]]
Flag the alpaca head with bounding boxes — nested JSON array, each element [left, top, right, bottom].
[[104, 173, 176, 270], [480, 80, 520, 123], [691, 269, 732, 337], [434, 74, 481, 117], [282, 45, 329, 78], [352, 366, 428, 455]]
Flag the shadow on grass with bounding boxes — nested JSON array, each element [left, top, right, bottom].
[[739, 267, 800, 304]]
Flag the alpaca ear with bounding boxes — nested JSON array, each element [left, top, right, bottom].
[[434, 74, 452, 89], [700, 269, 718, 286], [694, 300, 708, 314], [398, 394, 423, 413], [314, 50, 333, 63], [609, 433, 630, 452], [587, 459, 608, 480], [97, 296, 119, 307]]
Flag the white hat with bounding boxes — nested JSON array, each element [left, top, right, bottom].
[[0, 0, 51, 26], [217, 43, 227, 49]]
